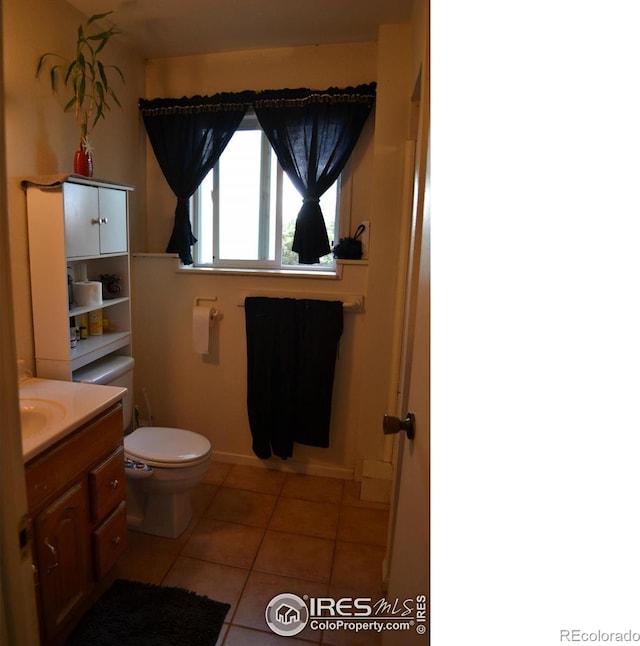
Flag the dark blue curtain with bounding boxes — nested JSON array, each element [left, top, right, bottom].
[[139, 84, 375, 265], [139, 92, 254, 264], [254, 83, 376, 264]]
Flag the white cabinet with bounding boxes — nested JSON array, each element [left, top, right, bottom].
[[64, 183, 128, 258], [23, 175, 134, 381]]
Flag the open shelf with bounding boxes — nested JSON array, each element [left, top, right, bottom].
[[70, 331, 131, 371], [68, 297, 129, 318]]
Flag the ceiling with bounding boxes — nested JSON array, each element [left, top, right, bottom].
[[66, 0, 415, 60]]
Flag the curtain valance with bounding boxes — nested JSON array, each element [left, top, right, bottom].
[[139, 84, 376, 113], [253, 84, 377, 108], [139, 91, 256, 116], [139, 84, 376, 265]]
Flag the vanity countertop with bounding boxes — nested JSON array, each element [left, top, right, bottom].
[[20, 377, 126, 462]]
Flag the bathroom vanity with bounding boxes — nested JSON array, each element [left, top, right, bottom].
[[21, 378, 128, 645]]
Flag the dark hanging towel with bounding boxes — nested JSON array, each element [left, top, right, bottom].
[[244, 297, 344, 459]]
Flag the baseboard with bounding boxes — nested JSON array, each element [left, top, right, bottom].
[[212, 451, 354, 481]]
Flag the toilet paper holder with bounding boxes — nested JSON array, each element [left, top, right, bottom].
[[193, 297, 220, 322]]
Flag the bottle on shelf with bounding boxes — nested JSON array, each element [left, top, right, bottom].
[[89, 309, 103, 336], [67, 267, 73, 306], [77, 312, 88, 340], [70, 316, 78, 348]]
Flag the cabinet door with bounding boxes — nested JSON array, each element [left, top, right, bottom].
[[63, 183, 100, 258], [98, 188, 128, 254], [34, 482, 91, 641]]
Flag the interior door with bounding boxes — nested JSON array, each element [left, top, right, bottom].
[[382, 92, 430, 645]]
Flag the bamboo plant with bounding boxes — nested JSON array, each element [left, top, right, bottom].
[[36, 11, 125, 152]]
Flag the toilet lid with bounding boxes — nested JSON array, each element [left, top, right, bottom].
[[124, 427, 211, 466]]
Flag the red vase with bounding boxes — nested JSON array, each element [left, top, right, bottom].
[[74, 148, 93, 177]]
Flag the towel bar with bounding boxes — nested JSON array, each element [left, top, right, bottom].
[[237, 292, 363, 313]]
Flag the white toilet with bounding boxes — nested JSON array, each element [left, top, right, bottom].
[[74, 355, 212, 538]]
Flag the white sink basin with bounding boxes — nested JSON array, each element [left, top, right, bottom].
[[20, 398, 67, 434], [19, 377, 127, 462]]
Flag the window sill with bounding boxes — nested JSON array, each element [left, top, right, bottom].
[[336, 259, 369, 266], [176, 265, 341, 280], [133, 254, 369, 279]]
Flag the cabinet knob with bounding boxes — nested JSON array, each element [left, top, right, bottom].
[[109, 479, 119, 489], [100, 217, 109, 224], [112, 535, 121, 546], [91, 218, 100, 225]]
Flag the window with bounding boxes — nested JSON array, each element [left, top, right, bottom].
[[191, 112, 339, 269]]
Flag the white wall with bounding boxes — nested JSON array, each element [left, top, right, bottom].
[[135, 30, 414, 477]]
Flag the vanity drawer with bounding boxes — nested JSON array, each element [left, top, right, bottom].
[[92, 501, 128, 579], [89, 446, 125, 521], [25, 404, 123, 511]]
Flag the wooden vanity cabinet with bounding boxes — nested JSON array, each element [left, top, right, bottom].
[[25, 403, 128, 645]]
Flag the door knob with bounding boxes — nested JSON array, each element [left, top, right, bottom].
[[383, 412, 416, 440]]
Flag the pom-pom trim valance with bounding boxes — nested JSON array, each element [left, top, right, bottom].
[[253, 83, 377, 109], [138, 91, 256, 116], [138, 83, 376, 117]]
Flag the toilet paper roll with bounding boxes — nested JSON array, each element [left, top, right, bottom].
[[73, 281, 103, 307], [192, 304, 215, 354]]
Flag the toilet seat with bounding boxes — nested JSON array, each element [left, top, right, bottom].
[[124, 427, 212, 468]]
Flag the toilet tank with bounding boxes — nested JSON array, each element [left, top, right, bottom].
[[73, 355, 135, 432]]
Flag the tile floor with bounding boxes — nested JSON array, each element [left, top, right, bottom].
[[115, 462, 390, 645]]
